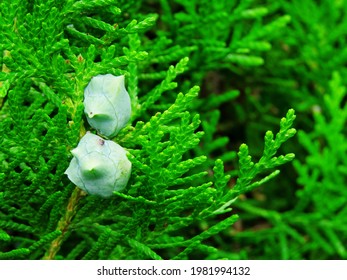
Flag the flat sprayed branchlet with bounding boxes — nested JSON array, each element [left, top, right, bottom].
[[65, 132, 132, 198]]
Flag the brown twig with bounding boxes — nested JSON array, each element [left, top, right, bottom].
[[43, 187, 86, 260]]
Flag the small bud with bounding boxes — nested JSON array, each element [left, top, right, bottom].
[[77, 54, 84, 62], [64, 132, 132, 197], [84, 74, 131, 137]]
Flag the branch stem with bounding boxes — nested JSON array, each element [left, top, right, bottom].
[[43, 187, 86, 260]]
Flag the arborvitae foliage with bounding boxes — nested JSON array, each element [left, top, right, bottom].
[[292, 72, 347, 259], [221, 1, 347, 260], [0, 0, 298, 260], [245, 0, 347, 126], [145, 0, 290, 84], [229, 74, 347, 260]]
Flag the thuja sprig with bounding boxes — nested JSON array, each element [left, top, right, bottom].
[[0, 0, 299, 260], [234, 109, 296, 194], [210, 109, 296, 215]]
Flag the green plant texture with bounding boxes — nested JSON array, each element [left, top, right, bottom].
[[0, 0, 344, 260]]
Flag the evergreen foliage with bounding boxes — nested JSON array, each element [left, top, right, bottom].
[[224, 0, 347, 260], [1, 0, 345, 260]]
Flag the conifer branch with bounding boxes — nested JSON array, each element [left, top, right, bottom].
[[1, 0, 303, 260]]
